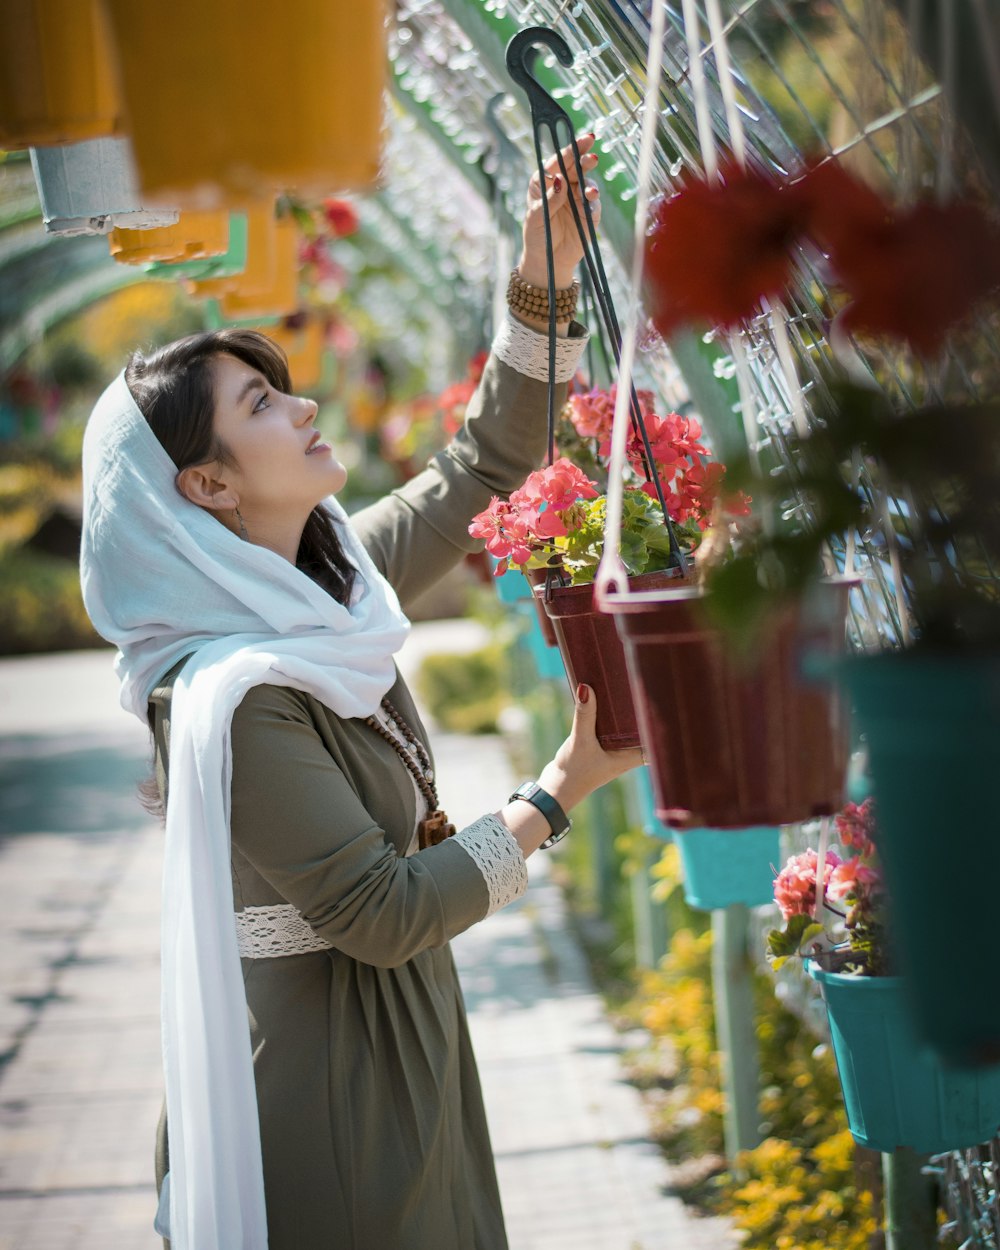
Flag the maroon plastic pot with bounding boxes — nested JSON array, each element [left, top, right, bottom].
[[534, 568, 685, 749], [523, 566, 559, 646], [608, 579, 854, 828]]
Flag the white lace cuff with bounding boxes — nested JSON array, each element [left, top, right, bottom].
[[235, 904, 333, 959], [452, 813, 528, 917], [493, 311, 589, 384]]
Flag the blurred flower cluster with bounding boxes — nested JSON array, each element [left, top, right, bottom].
[[767, 798, 889, 976], [645, 159, 1000, 356]]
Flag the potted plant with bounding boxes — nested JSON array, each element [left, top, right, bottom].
[[767, 798, 1000, 1153], [469, 383, 724, 748], [649, 159, 1000, 1059]]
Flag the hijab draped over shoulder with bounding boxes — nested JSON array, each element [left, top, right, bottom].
[[80, 370, 410, 1249]]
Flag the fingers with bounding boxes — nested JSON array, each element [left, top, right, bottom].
[[528, 134, 599, 199]]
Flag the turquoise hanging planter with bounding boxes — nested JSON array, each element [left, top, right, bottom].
[[808, 964, 1000, 1153], [147, 212, 249, 282], [495, 567, 533, 605], [674, 825, 781, 911], [514, 601, 563, 680], [840, 652, 1000, 1066]]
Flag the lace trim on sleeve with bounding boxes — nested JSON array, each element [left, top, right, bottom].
[[452, 813, 528, 917], [492, 312, 589, 384]]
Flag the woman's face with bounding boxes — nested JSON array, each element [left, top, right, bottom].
[[208, 351, 348, 520]]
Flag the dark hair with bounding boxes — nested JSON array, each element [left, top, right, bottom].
[[125, 328, 357, 604]]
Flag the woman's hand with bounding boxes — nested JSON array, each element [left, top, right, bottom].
[[516, 133, 601, 292], [501, 684, 644, 858], [539, 683, 643, 811]]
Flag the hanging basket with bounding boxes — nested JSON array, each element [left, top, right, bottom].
[[513, 601, 564, 681], [0, 0, 123, 149], [108, 211, 231, 266], [190, 203, 299, 321], [674, 825, 781, 911], [144, 212, 248, 282], [839, 651, 1000, 1067], [29, 136, 177, 237], [808, 964, 1000, 1153], [534, 568, 685, 750], [607, 578, 853, 828], [258, 319, 326, 393], [104, 0, 385, 207]]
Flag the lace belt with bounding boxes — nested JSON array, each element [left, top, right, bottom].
[[234, 904, 333, 959]]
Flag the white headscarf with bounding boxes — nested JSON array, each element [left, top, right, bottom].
[[80, 370, 410, 1249]]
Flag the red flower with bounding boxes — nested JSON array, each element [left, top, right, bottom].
[[836, 200, 1000, 356], [644, 163, 807, 336], [795, 161, 1000, 355], [322, 198, 359, 238]]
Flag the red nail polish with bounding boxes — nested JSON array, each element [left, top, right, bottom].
[[553, 175, 563, 191], [576, 683, 589, 704]]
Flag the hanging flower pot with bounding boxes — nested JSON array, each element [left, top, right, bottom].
[[608, 578, 853, 828], [190, 202, 299, 321], [808, 964, 1000, 1153], [108, 211, 231, 266], [512, 602, 564, 681], [0, 0, 123, 149], [103, 0, 385, 207], [29, 136, 177, 237], [144, 212, 248, 283], [675, 825, 781, 911], [258, 317, 326, 393], [535, 568, 685, 750], [838, 652, 1000, 1066]]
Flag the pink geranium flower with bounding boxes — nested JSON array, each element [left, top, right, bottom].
[[835, 798, 877, 857], [468, 458, 600, 572], [827, 857, 883, 904], [773, 848, 843, 920]]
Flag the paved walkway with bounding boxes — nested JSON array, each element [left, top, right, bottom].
[[0, 627, 735, 1250]]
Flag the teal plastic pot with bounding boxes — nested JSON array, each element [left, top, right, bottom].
[[674, 825, 781, 911], [840, 652, 1000, 1066], [514, 602, 564, 681], [808, 964, 1000, 1152], [495, 568, 532, 605]]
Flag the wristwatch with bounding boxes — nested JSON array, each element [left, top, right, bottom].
[[509, 780, 572, 849]]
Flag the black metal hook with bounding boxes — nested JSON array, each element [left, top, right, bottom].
[[505, 23, 687, 574], [505, 28, 574, 135]]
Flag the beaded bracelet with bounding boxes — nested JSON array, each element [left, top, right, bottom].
[[506, 270, 580, 324]]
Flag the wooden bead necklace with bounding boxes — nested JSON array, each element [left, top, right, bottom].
[[364, 698, 456, 850]]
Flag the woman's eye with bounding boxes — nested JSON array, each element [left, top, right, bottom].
[[253, 390, 270, 412]]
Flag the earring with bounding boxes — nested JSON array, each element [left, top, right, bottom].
[[234, 506, 249, 542]]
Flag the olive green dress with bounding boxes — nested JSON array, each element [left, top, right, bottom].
[[149, 339, 578, 1249]]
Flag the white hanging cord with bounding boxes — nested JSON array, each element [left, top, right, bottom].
[[813, 816, 830, 921], [593, 0, 670, 605], [681, 0, 719, 180], [704, 0, 746, 169]]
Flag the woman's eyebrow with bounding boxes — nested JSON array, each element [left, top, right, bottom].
[[235, 375, 267, 407]]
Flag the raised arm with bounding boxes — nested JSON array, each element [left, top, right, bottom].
[[351, 133, 601, 609]]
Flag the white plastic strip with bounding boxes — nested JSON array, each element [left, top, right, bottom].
[[814, 816, 830, 920], [594, 0, 671, 604]]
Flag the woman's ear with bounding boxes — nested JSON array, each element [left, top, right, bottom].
[[176, 462, 239, 512]]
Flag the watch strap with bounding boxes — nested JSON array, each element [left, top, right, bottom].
[[508, 780, 571, 848]]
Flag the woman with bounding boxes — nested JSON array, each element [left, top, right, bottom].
[[80, 135, 641, 1250]]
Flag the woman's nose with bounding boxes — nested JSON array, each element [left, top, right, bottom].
[[296, 396, 319, 424]]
